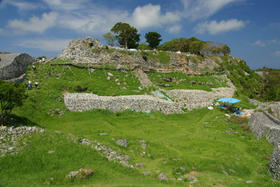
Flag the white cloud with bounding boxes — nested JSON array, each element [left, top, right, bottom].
[[8, 12, 57, 33], [0, 0, 39, 10], [131, 4, 180, 29], [42, 0, 89, 11], [18, 38, 71, 52], [252, 40, 279, 47], [2, 0, 242, 36], [274, 50, 280, 57], [59, 10, 129, 34], [180, 0, 238, 20], [166, 25, 182, 34], [252, 40, 266, 47], [195, 19, 246, 35]]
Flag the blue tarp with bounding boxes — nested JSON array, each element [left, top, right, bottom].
[[217, 97, 240, 104]]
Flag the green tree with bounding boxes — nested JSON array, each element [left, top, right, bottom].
[[222, 45, 231, 56], [0, 80, 27, 125], [189, 40, 206, 55], [111, 22, 140, 49], [102, 32, 116, 46], [145, 32, 162, 49]]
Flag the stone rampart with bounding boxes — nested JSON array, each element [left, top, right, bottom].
[[249, 111, 280, 179], [64, 93, 184, 114]]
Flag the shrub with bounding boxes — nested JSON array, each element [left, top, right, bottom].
[[74, 85, 88, 92], [0, 80, 27, 125]]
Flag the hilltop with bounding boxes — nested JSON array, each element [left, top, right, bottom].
[[0, 37, 280, 186]]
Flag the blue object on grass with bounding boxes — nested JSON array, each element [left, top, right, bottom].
[[217, 97, 240, 104], [155, 91, 171, 101]]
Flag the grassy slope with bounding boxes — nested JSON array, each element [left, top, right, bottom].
[[1, 59, 279, 186], [0, 132, 175, 187], [147, 72, 228, 91]]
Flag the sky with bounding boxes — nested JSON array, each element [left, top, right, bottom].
[[0, 0, 280, 69]]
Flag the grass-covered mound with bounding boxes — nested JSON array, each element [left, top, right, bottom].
[[147, 72, 228, 91], [1, 58, 279, 186]]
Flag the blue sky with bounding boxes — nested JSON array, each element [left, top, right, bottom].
[[0, 0, 279, 69]]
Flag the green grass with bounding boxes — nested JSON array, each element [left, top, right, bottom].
[[1, 62, 279, 186], [5, 108, 279, 186], [144, 51, 170, 64], [147, 72, 228, 91], [0, 132, 178, 187], [29, 61, 146, 96]]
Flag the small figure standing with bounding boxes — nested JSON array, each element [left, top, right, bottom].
[[32, 65, 36, 71], [34, 81, 39, 89], [27, 80, 32, 89]]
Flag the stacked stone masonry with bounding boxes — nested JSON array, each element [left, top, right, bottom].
[[64, 93, 184, 114], [249, 111, 280, 179], [64, 81, 235, 114]]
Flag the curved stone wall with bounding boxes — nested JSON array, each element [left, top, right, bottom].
[[249, 111, 280, 179]]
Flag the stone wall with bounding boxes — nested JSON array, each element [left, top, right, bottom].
[[64, 93, 184, 114], [165, 76, 236, 110], [270, 103, 280, 120], [249, 111, 280, 179], [0, 53, 34, 80], [64, 80, 235, 114], [249, 112, 280, 146]]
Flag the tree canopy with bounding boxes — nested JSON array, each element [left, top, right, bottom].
[[145, 32, 162, 49], [111, 22, 140, 49], [0, 80, 27, 125], [102, 32, 116, 46]]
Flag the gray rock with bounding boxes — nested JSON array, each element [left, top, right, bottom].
[[158, 173, 168, 181], [107, 72, 113, 77], [66, 168, 94, 180], [116, 139, 128, 148], [0, 53, 35, 80], [142, 171, 151, 176], [246, 180, 253, 184]]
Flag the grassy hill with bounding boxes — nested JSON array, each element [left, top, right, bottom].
[[1, 57, 279, 186]]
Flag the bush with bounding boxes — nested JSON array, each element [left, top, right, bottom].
[[74, 85, 88, 92], [0, 80, 27, 125]]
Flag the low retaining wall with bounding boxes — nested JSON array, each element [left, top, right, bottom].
[[166, 87, 235, 110], [249, 111, 280, 179], [64, 93, 183, 114]]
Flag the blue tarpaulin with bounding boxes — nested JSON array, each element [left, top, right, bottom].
[[217, 97, 240, 104]]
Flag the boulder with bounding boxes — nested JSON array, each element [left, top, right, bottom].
[[0, 53, 34, 81], [116, 139, 128, 148]]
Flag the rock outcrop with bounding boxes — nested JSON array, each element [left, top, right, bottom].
[[58, 37, 221, 74], [0, 53, 34, 81]]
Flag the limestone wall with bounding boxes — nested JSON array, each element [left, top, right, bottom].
[[165, 76, 236, 110], [249, 111, 280, 179], [64, 93, 184, 114], [249, 112, 280, 146]]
